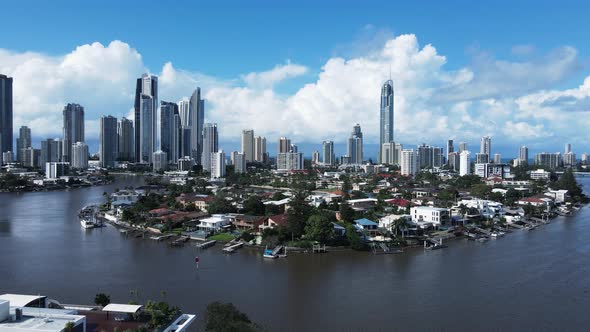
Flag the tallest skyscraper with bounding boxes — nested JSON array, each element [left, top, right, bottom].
[[134, 74, 158, 163], [379, 79, 394, 163], [0, 74, 13, 155]]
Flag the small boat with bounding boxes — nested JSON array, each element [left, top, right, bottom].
[[263, 248, 277, 259], [80, 218, 95, 229], [491, 232, 498, 238]]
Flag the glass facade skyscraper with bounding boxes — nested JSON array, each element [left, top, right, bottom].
[[134, 74, 158, 162], [0, 74, 13, 155], [379, 80, 394, 163]]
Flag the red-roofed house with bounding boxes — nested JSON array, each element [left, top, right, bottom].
[[385, 198, 412, 208], [259, 214, 288, 231]]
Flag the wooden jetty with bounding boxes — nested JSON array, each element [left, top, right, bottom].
[[195, 240, 217, 250], [222, 242, 244, 253]]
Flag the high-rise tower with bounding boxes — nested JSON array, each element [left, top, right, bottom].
[[134, 74, 158, 162], [379, 80, 394, 163]]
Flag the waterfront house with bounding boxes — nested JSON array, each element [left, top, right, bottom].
[[259, 214, 288, 231], [332, 222, 346, 236], [410, 206, 450, 229], [545, 189, 568, 203], [231, 214, 267, 231], [198, 214, 231, 233], [111, 190, 141, 207], [353, 218, 378, 231], [516, 196, 553, 209], [379, 214, 410, 232]]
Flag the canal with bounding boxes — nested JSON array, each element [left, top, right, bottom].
[[1, 175, 589, 331]]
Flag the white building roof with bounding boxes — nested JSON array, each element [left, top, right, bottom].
[[102, 303, 143, 313], [0, 294, 46, 307]]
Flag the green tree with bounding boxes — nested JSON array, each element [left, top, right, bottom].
[[243, 196, 265, 215], [207, 195, 236, 214], [505, 188, 521, 206], [345, 224, 367, 251], [555, 168, 585, 202], [338, 202, 355, 223], [205, 302, 259, 332], [305, 214, 334, 243], [471, 184, 492, 199], [286, 190, 314, 239], [94, 293, 111, 307]]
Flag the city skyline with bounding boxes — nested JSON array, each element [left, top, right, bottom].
[[0, 2, 589, 157]]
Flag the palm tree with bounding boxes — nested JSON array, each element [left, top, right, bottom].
[[459, 204, 468, 226], [393, 218, 407, 238]]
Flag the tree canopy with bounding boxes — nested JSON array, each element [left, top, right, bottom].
[[205, 302, 259, 332]]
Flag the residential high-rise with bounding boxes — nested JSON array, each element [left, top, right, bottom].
[[493, 153, 502, 164], [99, 115, 118, 168], [381, 142, 395, 165], [290, 144, 298, 153], [139, 94, 156, 163], [233, 151, 246, 174], [400, 149, 416, 176], [347, 124, 363, 164], [475, 153, 489, 164], [134, 74, 158, 162], [153, 150, 168, 172], [210, 150, 226, 178], [379, 79, 394, 163], [581, 153, 589, 164], [40, 138, 60, 167], [16, 126, 31, 163], [535, 152, 562, 170], [2, 151, 13, 164], [417, 144, 433, 169], [254, 136, 266, 162], [278, 137, 291, 154], [189, 88, 205, 163], [565, 143, 571, 154], [201, 123, 218, 173], [0, 74, 13, 155], [519, 146, 529, 164], [322, 140, 335, 165], [459, 142, 467, 152], [446, 139, 454, 158], [71, 142, 89, 169], [460, 150, 471, 176], [448, 152, 461, 172], [241, 129, 254, 162], [312, 150, 320, 165], [480, 136, 491, 163], [394, 143, 403, 166], [23, 147, 40, 168], [178, 100, 190, 127], [45, 162, 69, 179], [181, 127, 192, 158], [564, 152, 576, 166], [433, 147, 443, 168], [277, 152, 303, 171], [62, 103, 85, 162], [117, 118, 134, 162], [160, 101, 180, 163]]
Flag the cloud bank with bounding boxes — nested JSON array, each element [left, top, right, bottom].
[[0, 34, 588, 154]]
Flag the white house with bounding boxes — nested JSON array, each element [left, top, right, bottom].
[[545, 189, 568, 203], [410, 206, 450, 228], [198, 214, 231, 232]]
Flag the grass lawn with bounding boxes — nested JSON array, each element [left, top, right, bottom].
[[208, 233, 237, 242]]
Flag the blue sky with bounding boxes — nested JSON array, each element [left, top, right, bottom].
[[1, 0, 589, 158]]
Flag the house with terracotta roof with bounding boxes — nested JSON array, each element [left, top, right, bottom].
[[259, 214, 288, 231], [231, 215, 267, 231], [517, 195, 553, 208]]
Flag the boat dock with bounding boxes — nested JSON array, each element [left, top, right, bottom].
[[312, 244, 327, 253], [196, 240, 217, 250], [170, 236, 190, 247], [150, 234, 175, 241], [222, 242, 244, 253]]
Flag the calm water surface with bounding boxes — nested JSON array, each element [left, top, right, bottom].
[[1, 175, 589, 331]]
